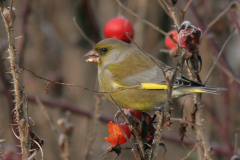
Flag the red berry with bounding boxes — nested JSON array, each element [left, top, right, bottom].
[[104, 121, 131, 146], [165, 30, 178, 50], [104, 17, 134, 43], [124, 109, 142, 123]]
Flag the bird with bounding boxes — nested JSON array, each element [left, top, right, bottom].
[[85, 38, 226, 112]]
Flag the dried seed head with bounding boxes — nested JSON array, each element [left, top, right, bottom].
[[3, 7, 17, 27]]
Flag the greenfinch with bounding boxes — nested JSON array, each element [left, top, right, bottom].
[[85, 38, 225, 112]]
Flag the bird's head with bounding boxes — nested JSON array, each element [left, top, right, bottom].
[[85, 38, 130, 67]]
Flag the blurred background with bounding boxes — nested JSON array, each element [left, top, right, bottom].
[[0, 0, 240, 159]]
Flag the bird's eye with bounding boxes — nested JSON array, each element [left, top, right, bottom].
[[100, 48, 108, 55]]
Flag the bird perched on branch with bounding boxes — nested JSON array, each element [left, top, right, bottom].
[[85, 38, 226, 112]]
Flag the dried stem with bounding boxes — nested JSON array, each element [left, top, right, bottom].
[[202, 2, 238, 38], [203, 28, 235, 85], [0, 1, 29, 159]]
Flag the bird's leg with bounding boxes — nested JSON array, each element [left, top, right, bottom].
[[114, 110, 122, 123]]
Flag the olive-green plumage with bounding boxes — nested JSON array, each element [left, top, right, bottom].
[[86, 38, 225, 112]]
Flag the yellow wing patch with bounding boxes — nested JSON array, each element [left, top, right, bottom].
[[112, 82, 179, 90], [140, 83, 177, 90], [191, 89, 205, 93]]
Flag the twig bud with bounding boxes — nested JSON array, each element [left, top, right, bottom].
[[3, 7, 17, 27]]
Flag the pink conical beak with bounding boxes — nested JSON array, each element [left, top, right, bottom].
[[85, 50, 99, 63]]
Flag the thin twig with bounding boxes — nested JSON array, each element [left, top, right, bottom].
[[180, 141, 201, 160], [36, 97, 59, 137], [73, 17, 95, 48], [17, 63, 140, 94], [202, 2, 238, 38], [203, 27, 235, 85]]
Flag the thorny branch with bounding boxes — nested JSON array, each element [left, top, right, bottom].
[[0, 0, 29, 159]]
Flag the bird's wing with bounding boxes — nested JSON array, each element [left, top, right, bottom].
[[111, 46, 203, 90]]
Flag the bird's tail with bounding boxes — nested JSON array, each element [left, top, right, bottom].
[[185, 86, 227, 95]]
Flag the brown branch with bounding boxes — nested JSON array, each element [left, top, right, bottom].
[[0, 1, 29, 159]]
